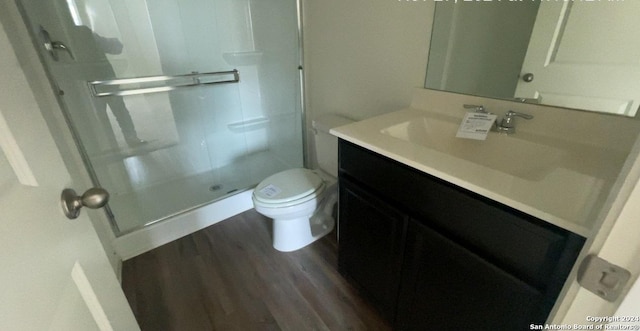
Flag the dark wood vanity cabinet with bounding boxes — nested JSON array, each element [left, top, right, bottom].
[[337, 140, 585, 330]]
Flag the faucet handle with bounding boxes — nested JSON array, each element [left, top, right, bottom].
[[505, 110, 533, 120], [497, 110, 533, 134], [463, 104, 488, 113]]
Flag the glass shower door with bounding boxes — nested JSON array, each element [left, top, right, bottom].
[[19, 0, 303, 234]]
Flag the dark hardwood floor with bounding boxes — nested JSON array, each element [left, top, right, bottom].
[[122, 209, 390, 331]]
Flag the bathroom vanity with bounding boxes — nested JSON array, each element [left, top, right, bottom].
[[330, 89, 639, 329], [338, 140, 584, 329]]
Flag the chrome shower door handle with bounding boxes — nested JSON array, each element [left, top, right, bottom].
[[61, 187, 109, 219], [40, 26, 74, 61]]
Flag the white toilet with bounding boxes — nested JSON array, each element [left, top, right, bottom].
[[252, 114, 353, 252]]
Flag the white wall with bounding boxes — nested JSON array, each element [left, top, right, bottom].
[[302, 0, 433, 165]]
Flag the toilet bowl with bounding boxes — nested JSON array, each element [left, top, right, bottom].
[[253, 168, 337, 252], [252, 114, 353, 252]]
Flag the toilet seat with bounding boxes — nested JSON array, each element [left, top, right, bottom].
[[253, 168, 326, 207]]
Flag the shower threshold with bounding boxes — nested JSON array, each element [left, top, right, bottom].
[[109, 150, 291, 235]]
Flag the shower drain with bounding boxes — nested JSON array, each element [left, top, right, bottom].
[[209, 184, 223, 192]]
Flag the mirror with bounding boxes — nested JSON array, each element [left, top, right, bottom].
[[425, 1, 640, 117]]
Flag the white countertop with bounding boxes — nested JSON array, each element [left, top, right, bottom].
[[331, 107, 628, 237]]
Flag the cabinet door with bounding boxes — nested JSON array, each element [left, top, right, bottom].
[[396, 220, 546, 331], [338, 178, 407, 322]]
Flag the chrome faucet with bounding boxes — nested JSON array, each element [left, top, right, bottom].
[[496, 110, 533, 134]]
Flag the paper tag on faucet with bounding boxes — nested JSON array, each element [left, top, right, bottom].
[[456, 112, 497, 140]]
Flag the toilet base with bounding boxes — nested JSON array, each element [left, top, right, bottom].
[[272, 212, 335, 252], [253, 172, 338, 252]]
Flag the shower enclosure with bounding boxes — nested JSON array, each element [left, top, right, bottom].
[[19, 0, 303, 234]]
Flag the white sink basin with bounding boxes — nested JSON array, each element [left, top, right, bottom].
[[380, 113, 565, 180]]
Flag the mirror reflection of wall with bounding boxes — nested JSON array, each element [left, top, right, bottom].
[[425, 1, 640, 117], [426, 2, 539, 100]]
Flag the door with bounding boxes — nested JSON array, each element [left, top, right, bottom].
[[0, 14, 139, 331], [338, 178, 407, 323], [514, 1, 640, 116], [396, 221, 545, 330]]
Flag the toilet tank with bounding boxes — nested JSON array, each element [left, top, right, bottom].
[[312, 114, 354, 178]]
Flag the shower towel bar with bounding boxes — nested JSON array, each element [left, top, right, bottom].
[[88, 69, 240, 97]]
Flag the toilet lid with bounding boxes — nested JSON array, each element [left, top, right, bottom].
[[254, 168, 324, 204]]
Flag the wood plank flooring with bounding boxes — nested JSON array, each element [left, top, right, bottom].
[[122, 209, 390, 331]]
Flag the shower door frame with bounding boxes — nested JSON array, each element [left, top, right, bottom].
[[14, 0, 308, 239]]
